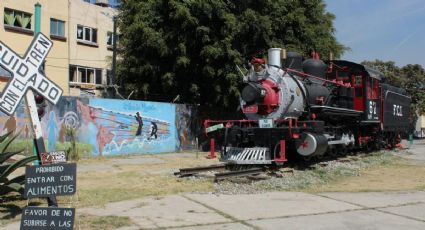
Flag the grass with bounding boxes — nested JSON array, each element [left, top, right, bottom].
[[217, 150, 423, 194], [6, 139, 93, 158], [2, 149, 424, 227], [76, 214, 133, 230], [76, 154, 215, 207], [263, 150, 424, 193], [312, 161, 425, 192]]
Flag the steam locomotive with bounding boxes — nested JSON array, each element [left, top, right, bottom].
[[205, 48, 411, 164]]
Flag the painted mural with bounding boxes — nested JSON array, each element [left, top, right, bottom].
[[82, 98, 176, 155], [0, 96, 195, 156]]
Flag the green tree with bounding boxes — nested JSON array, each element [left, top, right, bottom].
[[117, 0, 346, 108]]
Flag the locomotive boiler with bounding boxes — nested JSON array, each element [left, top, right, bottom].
[[205, 48, 411, 164]]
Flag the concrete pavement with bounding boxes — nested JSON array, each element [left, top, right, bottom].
[[76, 190, 425, 230], [4, 190, 424, 229]]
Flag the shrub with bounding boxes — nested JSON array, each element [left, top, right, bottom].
[[0, 130, 37, 196]]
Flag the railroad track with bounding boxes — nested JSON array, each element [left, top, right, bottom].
[[174, 164, 227, 177], [174, 164, 265, 181], [214, 167, 264, 182]]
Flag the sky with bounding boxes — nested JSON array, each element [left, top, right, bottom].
[[325, 0, 425, 67]]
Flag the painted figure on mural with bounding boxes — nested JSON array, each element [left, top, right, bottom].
[[148, 121, 158, 140], [77, 99, 100, 154], [58, 123, 66, 143], [97, 125, 114, 156], [47, 111, 58, 151], [25, 124, 29, 138], [4, 115, 16, 134], [77, 100, 96, 123], [135, 112, 143, 136]]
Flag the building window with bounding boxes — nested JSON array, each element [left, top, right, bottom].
[[107, 31, 113, 46], [50, 18, 65, 38], [107, 32, 120, 50], [77, 25, 97, 45], [4, 8, 32, 32], [69, 65, 102, 84]]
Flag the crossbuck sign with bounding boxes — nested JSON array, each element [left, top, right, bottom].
[[0, 33, 63, 115]]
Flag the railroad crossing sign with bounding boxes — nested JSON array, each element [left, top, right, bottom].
[[0, 33, 63, 115]]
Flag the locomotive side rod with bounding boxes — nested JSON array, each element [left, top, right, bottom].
[[175, 164, 227, 177]]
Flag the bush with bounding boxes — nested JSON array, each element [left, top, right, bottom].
[[65, 127, 79, 162], [0, 131, 37, 196]]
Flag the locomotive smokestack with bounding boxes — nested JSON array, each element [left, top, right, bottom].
[[268, 48, 282, 68]]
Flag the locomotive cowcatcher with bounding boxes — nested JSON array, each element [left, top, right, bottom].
[[204, 48, 411, 165]]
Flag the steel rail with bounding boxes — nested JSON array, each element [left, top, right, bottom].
[[214, 167, 264, 182], [175, 164, 227, 177]]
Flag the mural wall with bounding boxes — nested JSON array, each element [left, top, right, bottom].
[[0, 97, 197, 156]]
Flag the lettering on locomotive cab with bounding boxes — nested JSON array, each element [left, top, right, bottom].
[[368, 101, 377, 119], [393, 104, 403, 117]]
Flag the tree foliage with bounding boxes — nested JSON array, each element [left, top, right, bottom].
[[117, 0, 346, 108], [362, 60, 425, 115]]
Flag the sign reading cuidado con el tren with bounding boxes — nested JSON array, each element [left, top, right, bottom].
[[0, 32, 63, 115]]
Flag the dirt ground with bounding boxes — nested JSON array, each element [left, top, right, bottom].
[[75, 152, 219, 207]]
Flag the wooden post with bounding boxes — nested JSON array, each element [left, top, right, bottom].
[[29, 2, 58, 207]]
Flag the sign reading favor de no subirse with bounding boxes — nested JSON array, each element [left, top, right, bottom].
[[20, 207, 75, 230]]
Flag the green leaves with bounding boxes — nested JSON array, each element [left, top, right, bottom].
[[16, 14, 31, 29], [4, 10, 15, 26], [0, 155, 37, 184], [0, 129, 21, 154], [117, 0, 346, 108], [0, 130, 38, 197]]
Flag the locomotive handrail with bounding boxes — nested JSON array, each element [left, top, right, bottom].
[[285, 68, 351, 88]]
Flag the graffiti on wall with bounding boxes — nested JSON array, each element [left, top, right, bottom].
[[0, 97, 194, 156], [175, 104, 199, 151]]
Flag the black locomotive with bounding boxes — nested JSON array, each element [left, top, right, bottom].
[[205, 48, 411, 164]]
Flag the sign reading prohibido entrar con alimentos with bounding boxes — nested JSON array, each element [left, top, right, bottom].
[[20, 207, 75, 230], [24, 163, 76, 198]]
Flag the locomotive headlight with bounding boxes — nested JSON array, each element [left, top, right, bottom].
[[241, 83, 265, 104]]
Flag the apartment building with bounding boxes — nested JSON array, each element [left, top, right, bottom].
[[0, 0, 117, 98]]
